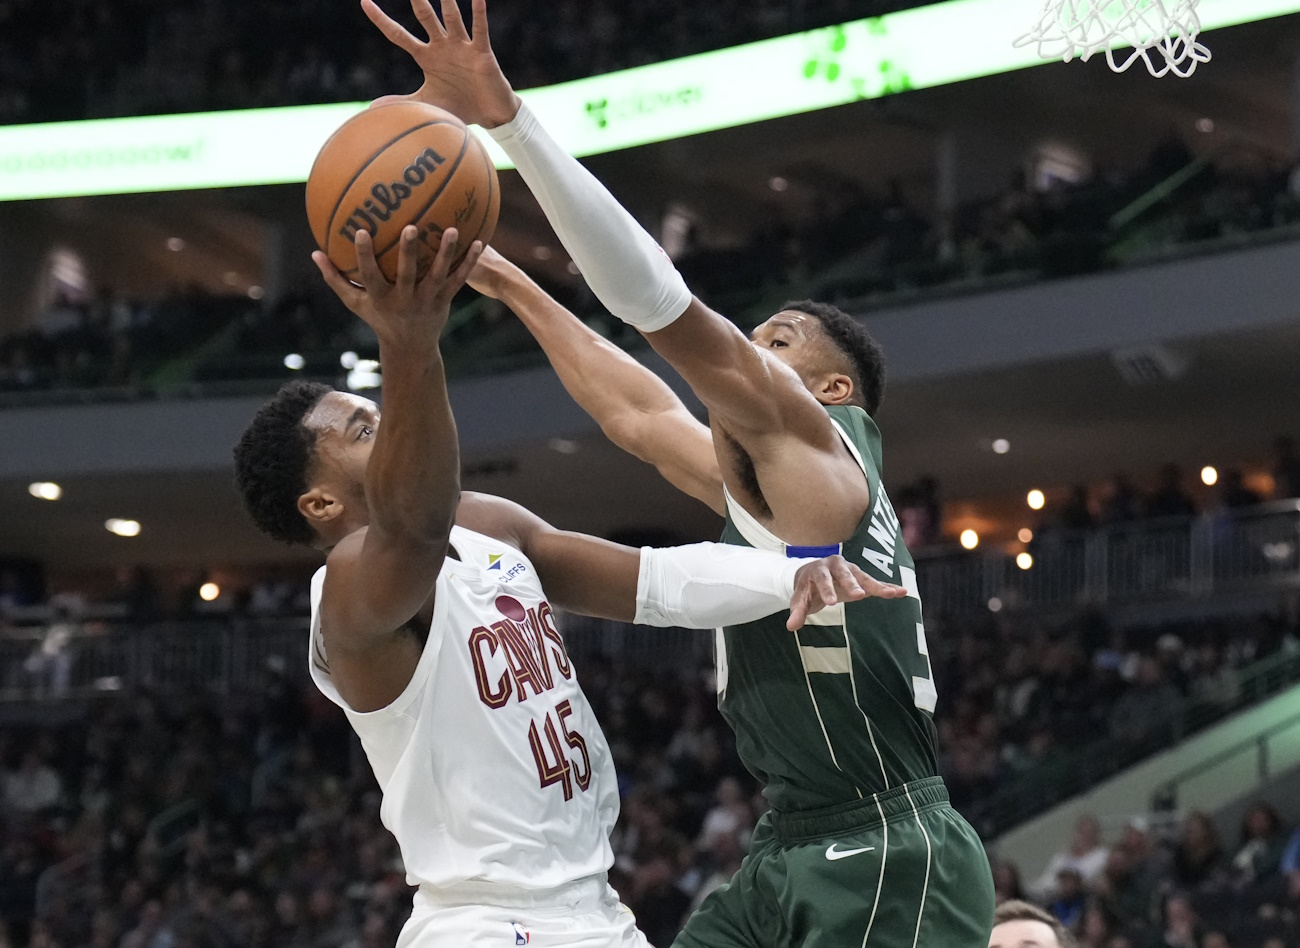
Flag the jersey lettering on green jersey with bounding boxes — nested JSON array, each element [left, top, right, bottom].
[[716, 404, 940, 810]]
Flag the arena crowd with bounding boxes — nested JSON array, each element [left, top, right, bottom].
[[0, 0, 917, 125], [4, 140, 1299, 400], [1, 595, 1297, 946]]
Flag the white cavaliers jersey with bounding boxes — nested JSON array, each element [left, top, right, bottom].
[[308, 525, 620, 892]]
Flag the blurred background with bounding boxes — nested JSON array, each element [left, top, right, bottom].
[[3, 1, 1300, 946]]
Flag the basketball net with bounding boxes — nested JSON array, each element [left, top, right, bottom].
[[1015, 0, 1211, 78]]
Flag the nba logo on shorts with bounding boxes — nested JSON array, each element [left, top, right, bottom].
[[512, 922, 530, 944]]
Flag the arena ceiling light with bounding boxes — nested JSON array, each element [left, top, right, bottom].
[[28, 481, 62, 501], [0, 0, 1296, 201], [105, 518, 142, 537]]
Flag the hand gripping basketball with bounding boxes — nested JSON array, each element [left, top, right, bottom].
[[312, 225, 484, 347]]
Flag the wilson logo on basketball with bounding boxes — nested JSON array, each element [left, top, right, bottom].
[[336, 146, 447, 242]]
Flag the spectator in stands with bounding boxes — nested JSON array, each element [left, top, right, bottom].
[[1078, 904, 1117, 948], [896, 476, 943, 550], [1146, 464, 1197, 519], [248, 577, 296, 617], [1032, 816, 1110, 900], [1171, 812, 1225, 891], [1057, 486, 1096, 533], [1218, 470, 1262, 510], [686, 830, 745, 913], [1095, 844, 1154, 931], [1108, 657, 1182, 750], [0, 573, 22, 618], [301, 885, 356, 948], [23, 593, 85, 699], [988, 899, 1077, 948], [1100, 474, 1143, 525], [993, 859, 1026, 903], [1152, 892, 1201, 948], [695, 776, 753, 854], [1280, 822, 1300, 878], [1122, 817, 1171, 896], [631, 855, 692, 948], [2, 749, 62, 814], [115, 567, 160, 623], [118, 900, 173, 948], [1049, 867, 1087, 930], [1273, 436, 1300, 500], [1230, 803, 1288, 888]]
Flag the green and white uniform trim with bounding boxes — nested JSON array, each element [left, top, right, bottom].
[[715, 405, 939, 812]]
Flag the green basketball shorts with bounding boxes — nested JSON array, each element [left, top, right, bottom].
[[672, 777, 994, 948]]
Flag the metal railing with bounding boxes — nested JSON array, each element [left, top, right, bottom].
[[3, 504, 1296, 703], [1152, 707, 1300, 812], [0, 614, 716, 704], [915, 501, 1300, 617], [961, 646, 1300, 841], [0, 618, 312, 702]]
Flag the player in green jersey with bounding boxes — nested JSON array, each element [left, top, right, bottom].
[[468, 251, 992, 948], [365, 1, 995, 944]]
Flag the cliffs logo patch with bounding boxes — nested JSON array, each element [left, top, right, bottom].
[[488, 553, 528, 583], [512, 922, 530, 944]]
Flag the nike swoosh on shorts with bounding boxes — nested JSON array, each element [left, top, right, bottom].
[[825, 844, 876, 860]]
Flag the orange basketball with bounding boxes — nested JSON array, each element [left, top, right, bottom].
[[305, 101, 500, 283]]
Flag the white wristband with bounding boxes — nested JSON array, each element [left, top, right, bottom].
[[488, 104, 692, 333], [634, 543, 808, 629]]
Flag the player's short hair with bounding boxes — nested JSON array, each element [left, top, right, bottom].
[[233, 380, 334, 545], [992, 900, 1077, 948], [782, 299, 886, 415]]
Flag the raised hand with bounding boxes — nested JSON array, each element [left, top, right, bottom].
[[362, 0, 521, 129], [787, 556, 906, 631], [313, 225, 484, 350]]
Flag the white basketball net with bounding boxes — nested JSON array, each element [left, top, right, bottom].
[[1016, 0, 1211, 78]]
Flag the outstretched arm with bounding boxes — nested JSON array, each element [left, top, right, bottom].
[[316, 227, 484, 712], [458, 493, 905, 631], [364, 0, 869, 541], [470, 248, 723, 514]]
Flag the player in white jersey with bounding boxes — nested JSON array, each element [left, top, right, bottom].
[[233, 227, 905, 948]]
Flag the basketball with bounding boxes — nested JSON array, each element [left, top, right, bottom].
[[305, 101, 500, 282]]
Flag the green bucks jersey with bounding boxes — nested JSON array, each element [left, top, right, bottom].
[[717, 404, 939, 811]]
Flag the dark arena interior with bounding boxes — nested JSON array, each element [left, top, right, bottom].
[[3, 1, 1300, 947]]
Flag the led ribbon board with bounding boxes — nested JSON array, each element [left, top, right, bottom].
[[0, 0, 1295, 201]]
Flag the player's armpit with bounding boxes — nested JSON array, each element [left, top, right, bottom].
[[645, 298, 844, 445], [318, 526, 445, 712]]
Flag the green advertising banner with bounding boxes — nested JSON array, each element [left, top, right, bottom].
[[1, 0, 1296, 201]]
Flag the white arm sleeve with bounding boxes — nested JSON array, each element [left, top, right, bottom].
[[487, 104, 692, 332], [634, 543, 812, 629]]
